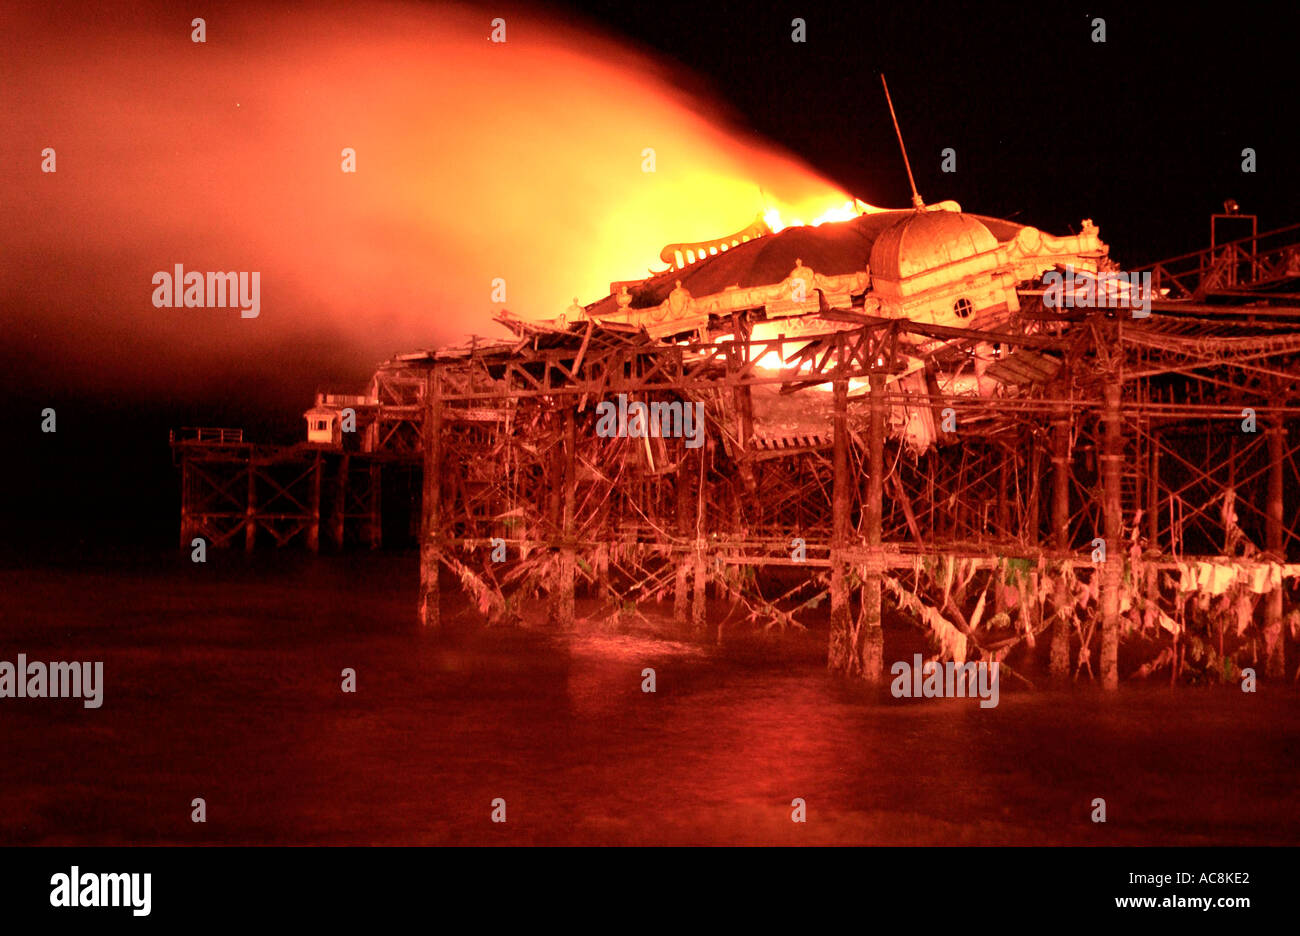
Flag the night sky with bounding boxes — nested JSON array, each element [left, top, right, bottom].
[[568, 0, 1294, 259], [2, 0, 1294, 551]]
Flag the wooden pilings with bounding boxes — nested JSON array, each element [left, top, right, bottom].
[[179, 459, 193, 548], [827, 371, 884, 682], [174, 313, 1290, 685], [556, 406, 577, 627], [861, 372, 886, 683], [244, 461, 257, 552], [674, 450, 691, 622], [1265, 419, 1286, 677], [691, 448, 707, 630], [368, 462, 382, 549], [827, 377, 853, 672], [1049, 379, 1073, 680], [332, 454, 348, 550], [419, 371, 443, 629], [1099, 378, 1123, 690], [1147, 429, 1159, 548], [307, 453, 322, 554]]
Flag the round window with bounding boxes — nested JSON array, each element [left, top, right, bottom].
[[954, 298, 973, 318]]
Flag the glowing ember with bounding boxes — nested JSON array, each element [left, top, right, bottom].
[[762, 198, 878, 234]]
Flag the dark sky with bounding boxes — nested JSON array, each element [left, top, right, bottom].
[[560, 0, 1294, 264], [2, 0, 1294, 551]]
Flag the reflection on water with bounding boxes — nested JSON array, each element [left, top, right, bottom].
[[0, 554, 1296, 845]]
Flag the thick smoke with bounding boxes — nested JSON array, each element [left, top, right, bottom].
[[0, 0, 851, 407]]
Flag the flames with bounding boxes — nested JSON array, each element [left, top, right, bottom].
[[1, 1, 872, 408], [762, 198, 878, 234]]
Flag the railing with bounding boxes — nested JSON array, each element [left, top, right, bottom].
[[170, 427, 245, 446], [659, 212, 773, 270], [1135, 221, 1300, 300]]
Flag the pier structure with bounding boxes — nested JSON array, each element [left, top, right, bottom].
[[177, 207, 1300, 686], [170, 362, 430, 552]]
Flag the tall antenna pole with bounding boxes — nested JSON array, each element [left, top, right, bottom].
[[881, 74, 924, 210]]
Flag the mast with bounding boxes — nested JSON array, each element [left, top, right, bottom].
[[881, 74, 925, 210]]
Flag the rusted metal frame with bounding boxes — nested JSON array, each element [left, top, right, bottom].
[[257, 522, 309, 547], [376, 418, 417, 451], [715, 336, 777, 383], [842, 325, 876, 373], [1163, 499, 1237, 554], [197, 519, 244, 548], [1128, 399, 1300, 419], [569, 461, 618, 539], [1153, 431, 1262, 503], [758, 468, 832, 517], [544, 353, 577, 387], [419, 369, 444, 628], [827, 341, 855, 673], [1135, 220, 1300, 276], [755, 479, 831, 536], [1125, 348, 1300, 389], [505, 360, 544, 392], [909, 392, 1089, 417], [1128, 365, 1276, 401], [1099, 373, 1123, 690], [1122, 330, 1300, 366], [252, 459, 318, 515], [805, 338, 841, 380], [828, 311, 1069, 352], [682, 345, 728, 382], [1153, 432, 1295, 546], [889, 470, 926, 548], [630, 349, 683, 391], [1273, 431, 1300, 501], [924, 446, 1008, 514], [188, 459, 250, 512], [781, 336, 824, 369], [1266, 419, 1289, 674], [915, 449, 1006, 543], [423, 365, 892, 401], [1208, 357, 1300, 388], [1061, 475, 1103, 548], [776, 333, 884, 392], [1146, 263, 1196, 299]]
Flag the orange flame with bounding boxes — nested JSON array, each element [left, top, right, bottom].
[[763, 198, 880, 234], [1, 1, 874, 405]]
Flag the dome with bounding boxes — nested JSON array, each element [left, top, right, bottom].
[[869, 210, 999, 282]]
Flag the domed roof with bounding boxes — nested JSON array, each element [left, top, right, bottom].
[[868, 210, 999, 282], [582, 208, 1027, 321]]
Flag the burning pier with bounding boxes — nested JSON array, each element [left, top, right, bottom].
[[173, 204, 1300, 688]]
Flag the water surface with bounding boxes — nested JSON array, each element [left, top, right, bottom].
[[1, 553, 1295, 845]]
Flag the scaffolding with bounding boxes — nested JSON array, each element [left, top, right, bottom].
[[173, 218, 1300, 688], [410, 284, 1300, 688]]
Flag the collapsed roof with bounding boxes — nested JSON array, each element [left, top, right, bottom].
[[577, 202, 1107, 339]]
